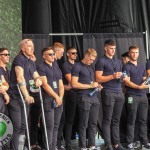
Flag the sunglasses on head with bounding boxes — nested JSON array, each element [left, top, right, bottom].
[[48, 53, 55, 56], [0, 53, 10, 56]]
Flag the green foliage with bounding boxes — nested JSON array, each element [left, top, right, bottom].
[[0, 0, 22, 68]]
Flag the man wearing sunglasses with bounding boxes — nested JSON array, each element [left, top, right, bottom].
[[0, 48, 10, 111], [61, 47, 78, 150], [37, 47, 64, 150]]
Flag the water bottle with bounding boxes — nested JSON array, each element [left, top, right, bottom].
[[120, 71, 126, 82], [53, 101, 57, 108], [89, 87, 99, 97], [143, 77, 150, 85], [75, 132, 79, 140]]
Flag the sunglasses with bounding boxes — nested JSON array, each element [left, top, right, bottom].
[[48, 53, 55, 56], [0, 54, 10, 56], [69, 52, 77, 55]]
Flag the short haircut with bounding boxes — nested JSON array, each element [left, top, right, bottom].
[[129, 45, 139, 51], [121, 52, 129, 57], [0, 48, 8, 53], [66, 47, 76, 52], [104, 39, 116, 46], [19, 39, 33, 49], [41, 47, 53, 55], [84, 48, 97, 57], [53, 42, 64, 51]]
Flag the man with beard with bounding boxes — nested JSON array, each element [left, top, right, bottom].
[[8, 39, 42, 150], [123, 45, 150, 150]]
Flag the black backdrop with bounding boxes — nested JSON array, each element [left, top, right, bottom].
[[22, 0, 150, 141]]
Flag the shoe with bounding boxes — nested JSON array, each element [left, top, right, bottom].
[[89, 146, 101, 150], [58, 145, 66, 150], [31, 145, 42, 150], [105, 145, 113, 150], [133, 141, 140, 149], [113, 144, 126, 150], [142, 143, 150, 150], [127, 143, 134, 150], [55, 146, 58, 150], [66, 147, 73, 150], [24, 146, 28, 150], [80, 148, 87, 150]]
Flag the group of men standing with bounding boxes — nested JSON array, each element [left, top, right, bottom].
[[0, 38, 150, 150]]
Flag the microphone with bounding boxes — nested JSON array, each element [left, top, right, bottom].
[[89, 87, 99, 97]]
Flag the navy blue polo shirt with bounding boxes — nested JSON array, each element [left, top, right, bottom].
[[9, 52, 36, 95], [71, 61, 96, 96], [123, 61, 146, 96], [0, 70, 4, 97], [61, 61, 75, 85], [95, 55, 122, 92], [0, 67, 10, 84], [37, 61, 62, 95]]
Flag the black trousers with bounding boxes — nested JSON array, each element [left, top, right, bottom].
[[43, 96, 63, 150], [101, 91, 125, 146], [125, 93, 149, 145], [64, 90, 77, 148], [30, 94, 41, 146], [8, 94, 29, 150], [77, 95, 100, 148], [0, 96, 5, 113], [57, 98, 65, 148]]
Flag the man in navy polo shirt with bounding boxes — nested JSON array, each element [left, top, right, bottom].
[[52, 42, 66, 150], [95, 39, 125, 150], [61, 47, 78, 150], [72, 48, 101, 150], [123, 45, 150, 150], [0, 48, 10, 84], [0, 48, 10, 113], [8, 39, 42, 150], [37, 47, 64, 150]]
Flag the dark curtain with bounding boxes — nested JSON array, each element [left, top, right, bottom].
[[22, 0, 150, 33], [22, 0, 150, 57], [22, 0, 150, 141], [83, 33, 147, 65], [22, 34, 83, 65]]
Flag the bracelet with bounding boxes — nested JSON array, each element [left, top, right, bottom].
[[60, 96, 63, 100], [24, 93, 29, 98], [18, 81, 26, 86], [90, 84, 93, 89]]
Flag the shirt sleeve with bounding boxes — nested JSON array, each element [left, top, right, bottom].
[[146, 60, 150, 70], [37, 64, 46, 76], [95, 58, 104, 71], [71, 63, 80, 77], [62, 63, 71, 75], [13, 56, 25, 68]]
